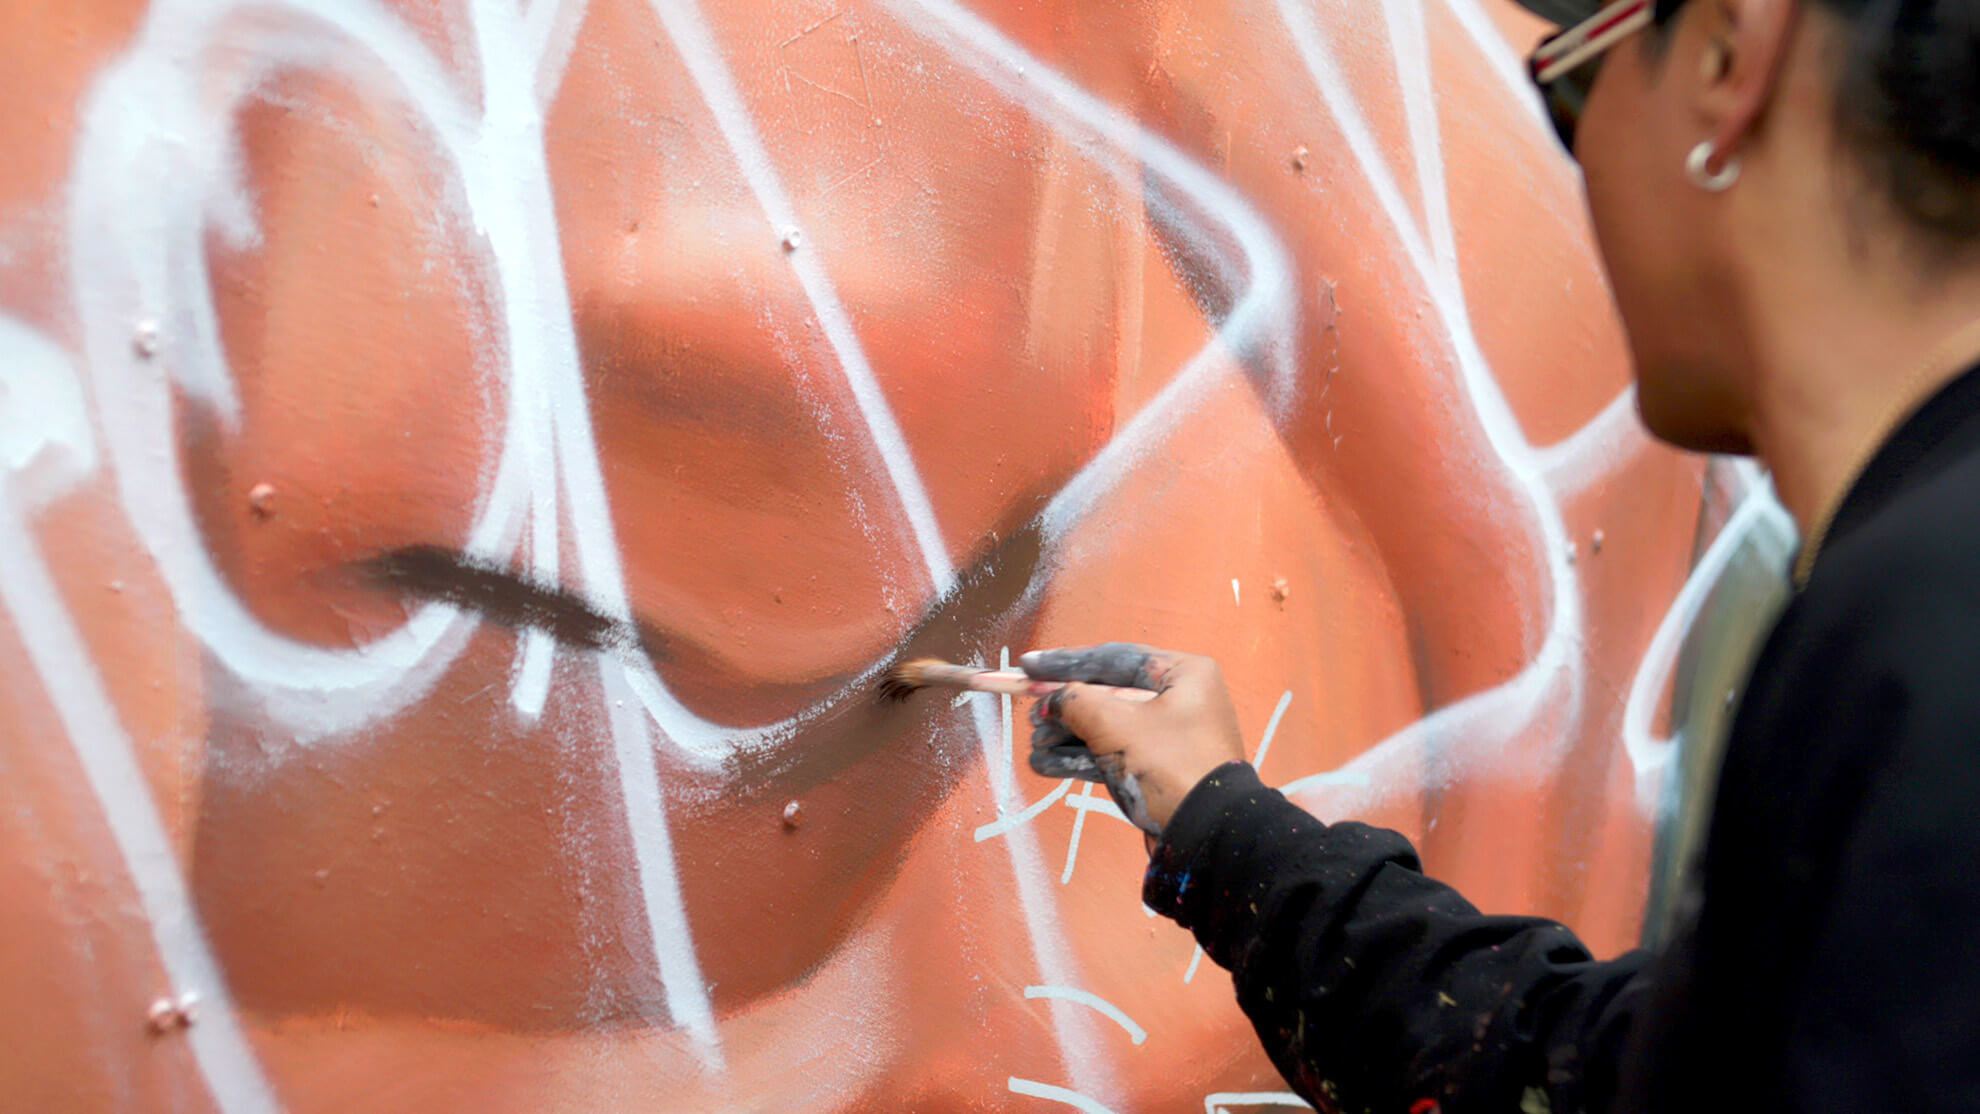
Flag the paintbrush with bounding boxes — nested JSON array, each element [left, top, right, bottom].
[[878, 657, 1158, 704]]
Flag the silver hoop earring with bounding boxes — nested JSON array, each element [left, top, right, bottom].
[[1686, 141, 1742, 192]]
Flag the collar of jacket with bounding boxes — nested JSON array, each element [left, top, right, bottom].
[[1798, 359, 1980, 586]]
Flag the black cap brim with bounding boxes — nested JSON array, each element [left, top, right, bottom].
[[1509, 0, 1600, 26]]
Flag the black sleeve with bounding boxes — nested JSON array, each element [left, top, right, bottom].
[[1773, 586, 1980, 1111], [1144, 763, 1651, 1114]]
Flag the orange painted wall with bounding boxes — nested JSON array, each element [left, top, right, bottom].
[[0, 0, 1717, 1109]]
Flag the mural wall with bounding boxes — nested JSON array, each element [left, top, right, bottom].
[[0, 0, 1768, 1109]]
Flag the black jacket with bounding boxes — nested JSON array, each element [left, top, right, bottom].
[[1146, 366, 1980, 1113]]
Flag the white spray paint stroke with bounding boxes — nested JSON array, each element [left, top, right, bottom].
[[856, 33, 1301, 1035], [1277, 769, 1374, 797], [814, 9, 1292, 1098], [1065, 792, 1129, 824], [0, 321, 96, 509], [1279, 0, 1589, 789], [1184, 945, 1205, 984], [1204, 1093, 1315, 1113], [529, 0, 589, 108], [1060, 781, 1096, 884], [511, 624, 557, 721], [1023, 986, 1148, 1045], [1386, 0, 1458, 278], [0, 499, 280, 1114], [1251, 690, 1295, 773], [508, 223, 564, 727], [1008, 1077, 1123, 1114], [646, 0, 956, 599], [1537, 387, 1645, 499], [66, 0, 723, 1063], [1441, 0, 1550, 129], [464, 0, 565, 731], [972, 662, 1123, 1106], [511, 434, 560, 722], [71, 0, 498, 742], [887, 0, 1298, 548], [465, 0, 728, 1060], [997, 645, 1017, 803], [1277, 0, 1438, 285], [601, 667, 723, 1067], [1620, 489, 1789, 808]]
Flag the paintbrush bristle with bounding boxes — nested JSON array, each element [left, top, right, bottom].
[[878, 658, 948, 703]]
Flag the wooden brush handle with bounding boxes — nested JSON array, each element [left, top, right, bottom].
[[961, 669, 1158, 702]]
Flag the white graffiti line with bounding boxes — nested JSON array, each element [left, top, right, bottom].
[[498, 0, 805, 767], [1536, 387, 1647, 500], [582, 0, 1300, 772], [1386, 0, 1457, 280], [510, 387, 561, 722], [1184, 944, 1205, 984], [1280, 0, 1590, 783], [997, 646, 1018, 803], [1023, 986, 1148, 1045], [71, 0, 725, 1063], [78, 0, 831, 774], [0, 497, 279, 1114], [886, 0, 1299, 550], [1441, 0, 1550, 130], [1276, 769, 1373, 797], [971, 666, 1125, 1107], [469, 0, 726, 1061], [1251, 690, 1295, 774], [600, 665, 724, 1068], [1060, 781, 1096, 884], [457, 0, 573, 735], [1621, 488, 1790, 809], [527, 0, 589, 108], [648, 0, 956, 599], [975, 777, 1074, 842], [1282, 669, 1579, 824], [877, 35, 1298, 1049], [70, 0, 494, 742], [1204, 1092, 1315, 1113], [1065, 792, 1129, 824], [0, 321, 95, 510], [1008, 1077, 1124, 1114], [1276, 0, 1437, 286]]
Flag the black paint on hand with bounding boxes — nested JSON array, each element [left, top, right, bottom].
[[1021, 644, 1163, 834], [1019, 642, 1159, 690]]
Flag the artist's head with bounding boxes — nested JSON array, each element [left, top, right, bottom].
[[1523, 0, 1980, 453]]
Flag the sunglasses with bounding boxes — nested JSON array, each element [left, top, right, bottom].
[[1528, 0, 1654, 153]]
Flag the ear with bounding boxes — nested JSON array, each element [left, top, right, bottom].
[[1689, 0, 1800, 160]]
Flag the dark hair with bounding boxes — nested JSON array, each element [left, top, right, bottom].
[[1658, 0, 1980, 249]]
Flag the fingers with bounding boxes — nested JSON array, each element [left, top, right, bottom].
[[1028, 742, 1104, 782], [1018, 642, 1169, 691], [1030, 680, 1142, 756], [1027, 688, 1113, 783], [1024, 691, 1161, 833], [1019, 645, 1241, 836]]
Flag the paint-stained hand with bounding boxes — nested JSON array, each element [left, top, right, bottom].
[[1020, 643, 1245, 837]]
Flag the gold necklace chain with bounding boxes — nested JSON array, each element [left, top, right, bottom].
[[1792, 315, 1980, 587]]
